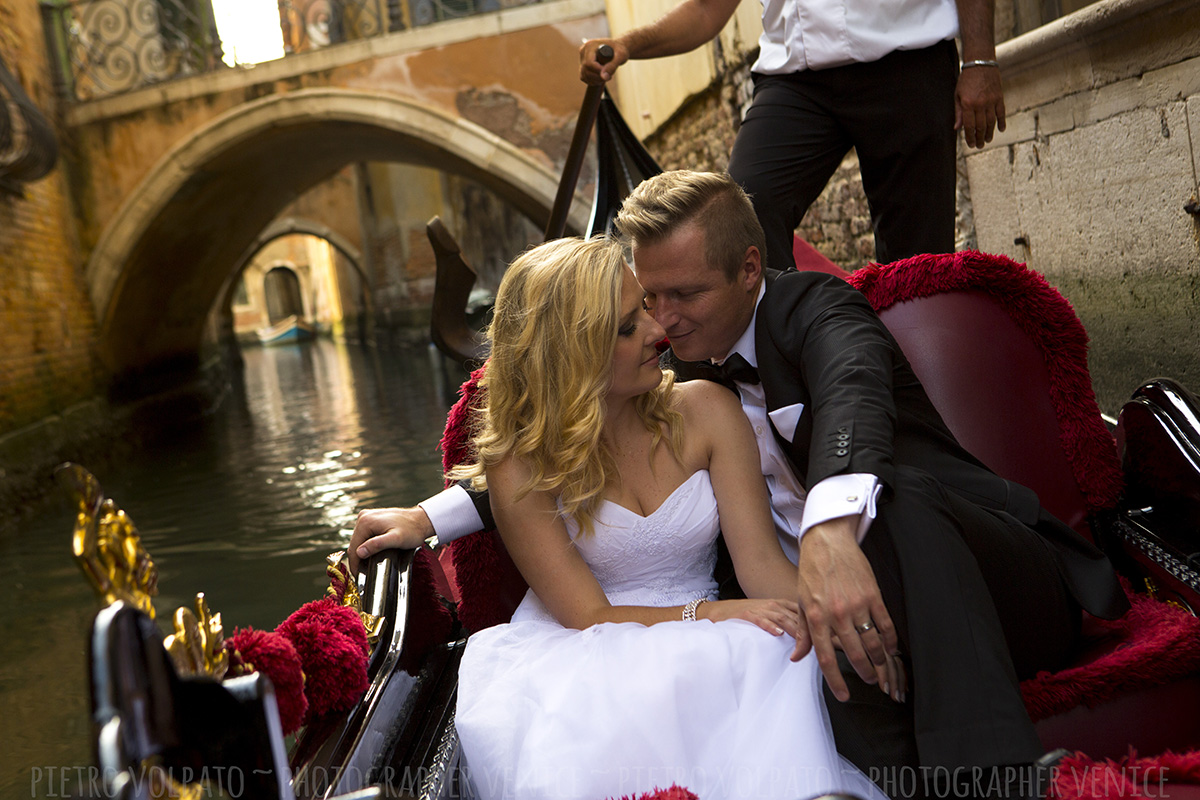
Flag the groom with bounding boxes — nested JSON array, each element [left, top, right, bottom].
[[352, 170, 1129, 794], [612, 170, 1128, 784]]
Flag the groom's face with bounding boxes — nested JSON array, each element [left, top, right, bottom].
[[631, 222, 760, 363]]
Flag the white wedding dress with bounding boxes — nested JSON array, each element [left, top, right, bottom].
[[455, 470, 887, 800]]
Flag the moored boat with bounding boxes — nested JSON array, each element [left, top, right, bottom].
[[257, 314, 317, 346]]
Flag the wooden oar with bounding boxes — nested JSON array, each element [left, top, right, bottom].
[[543, 44, 613, 241]]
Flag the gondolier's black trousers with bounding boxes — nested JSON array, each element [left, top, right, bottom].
[[823, 468, 1081, 800], [727, 39, 960, 270]]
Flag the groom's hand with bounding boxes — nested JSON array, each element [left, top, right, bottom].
[[350, 506, 434, 574], [790, 517, 899, 702]]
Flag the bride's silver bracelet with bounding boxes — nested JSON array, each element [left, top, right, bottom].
[[682, 597, 709, 622]]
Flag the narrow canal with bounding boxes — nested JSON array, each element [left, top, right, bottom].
[[1, 339, 468, 799]]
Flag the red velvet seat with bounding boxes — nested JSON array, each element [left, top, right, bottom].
[[849, 251, 1200, 794]]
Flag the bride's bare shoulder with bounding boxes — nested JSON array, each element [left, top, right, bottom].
[[671, 378, 743, 425]]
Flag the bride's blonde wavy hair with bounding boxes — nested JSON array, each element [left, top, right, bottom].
[[449, 236, 683, 535]]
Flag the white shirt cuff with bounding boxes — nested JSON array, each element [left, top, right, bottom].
[[418, 485, 485, 545], [799, 474, 881, 544]]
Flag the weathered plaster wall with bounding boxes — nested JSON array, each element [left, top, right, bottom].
[[966, 0, 1200, 412]]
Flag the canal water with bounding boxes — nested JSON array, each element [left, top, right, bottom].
[[0, 339, 469, 799]]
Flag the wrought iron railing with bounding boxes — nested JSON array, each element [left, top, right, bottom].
[[40, 0, 224, 101], [41, 0, 544, 103]]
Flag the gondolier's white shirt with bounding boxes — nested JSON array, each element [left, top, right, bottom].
[[752, 0, 960, 74], [423, 283, 881, 555]]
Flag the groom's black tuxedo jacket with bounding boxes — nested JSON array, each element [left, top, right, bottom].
[[669, 269, 1128, 621]]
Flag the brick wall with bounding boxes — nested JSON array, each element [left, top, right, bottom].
[[0, 3, 103, 437]]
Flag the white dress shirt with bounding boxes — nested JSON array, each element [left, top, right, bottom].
[[753, 0, 960, 74], [719, 283, 880, 564], [419, 484, 485, 544]]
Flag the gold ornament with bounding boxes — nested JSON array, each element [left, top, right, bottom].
[[61, 463, 158, 618], [326, 550, 384, 644], [163, 593, 228, 680]]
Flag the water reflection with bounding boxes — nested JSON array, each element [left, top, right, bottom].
[[0, 339, 465, 798]]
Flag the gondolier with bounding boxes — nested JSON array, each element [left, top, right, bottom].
[[578, 0, 1006, 270]]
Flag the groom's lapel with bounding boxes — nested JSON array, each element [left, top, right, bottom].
[[755, 271, 814, 486]]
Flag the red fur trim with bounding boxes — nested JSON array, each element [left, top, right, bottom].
[[847, 250, 1123, 512], [439, 364, 530, 631], [225, 627, 308, 735], [612, 785, 699, 800], [1020, 583, 1200, 720], [440, 366, 487, 478], [1051, 749, 1200, 800], [447, 528, 528, 632]]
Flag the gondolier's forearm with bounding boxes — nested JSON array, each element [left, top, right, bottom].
[[618, 0, 742, 61]]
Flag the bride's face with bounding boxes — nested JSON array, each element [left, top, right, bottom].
[[607, 267, 666, 402]]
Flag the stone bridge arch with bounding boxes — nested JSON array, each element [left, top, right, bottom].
[[89, 87, 585, 380]]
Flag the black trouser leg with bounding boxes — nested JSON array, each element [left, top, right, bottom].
[[728, 74, 850, 273], [847, 41, 960, 263], [728, 40, 959, 270], [824, 468, 1078, 790]]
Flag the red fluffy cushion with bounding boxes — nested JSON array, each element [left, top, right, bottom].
[[225, 627, 307, 735], [279, 598, 370, 659], [277, 600, 370, 723]]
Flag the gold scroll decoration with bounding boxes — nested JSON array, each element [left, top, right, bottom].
[[163, 593, 229, 681], [326, 550, 384, 644], [59, 463, 159, 619]]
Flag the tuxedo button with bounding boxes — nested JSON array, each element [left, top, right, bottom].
[[836, 449, 848, 456], [755, 425, 764, 436]]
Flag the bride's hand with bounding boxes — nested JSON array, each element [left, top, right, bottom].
[[700, 599, 803, 638]]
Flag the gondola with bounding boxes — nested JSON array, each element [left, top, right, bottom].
[[68, 72, 1200, 800]]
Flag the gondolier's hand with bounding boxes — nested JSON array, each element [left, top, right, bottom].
[[955, 64, 1005, 149], [580, 38, 627, 85], [349, 506, 434, 574], [789, 516, 899, 702]]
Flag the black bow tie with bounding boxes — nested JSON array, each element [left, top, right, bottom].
[[699, 352, 760, 387]]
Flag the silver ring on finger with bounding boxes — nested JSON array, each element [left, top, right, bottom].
[[855, 620, 875, 634]]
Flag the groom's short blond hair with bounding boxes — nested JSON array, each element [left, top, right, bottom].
[[615, 170, 767, 280]]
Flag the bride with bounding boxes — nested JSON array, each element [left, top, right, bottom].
[[446, 236, 896, 800]]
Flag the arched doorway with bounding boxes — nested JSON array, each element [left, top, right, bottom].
[[264, 267, 305, 323]]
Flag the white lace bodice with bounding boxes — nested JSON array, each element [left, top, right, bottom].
[[510, 470, 720, 623]]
